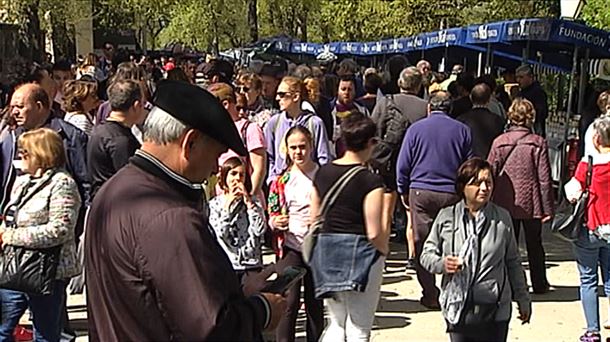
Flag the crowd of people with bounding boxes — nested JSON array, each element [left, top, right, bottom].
[[0, 42, 610, 342]]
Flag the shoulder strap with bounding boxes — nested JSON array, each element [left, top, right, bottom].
[[319, 166, 366, 217], [307, 115, 315, 136], [497, 132, 531, 175], [272, 114, 283, 136], [585, 155, 593, 190]]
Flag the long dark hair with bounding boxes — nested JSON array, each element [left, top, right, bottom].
[[218, 157, 252, 193]]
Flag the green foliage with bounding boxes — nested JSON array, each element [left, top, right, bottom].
[[9, 0, 610, 57], [582, 0, 610, 30]]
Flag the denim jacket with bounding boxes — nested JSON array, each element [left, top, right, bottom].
[[309, 233, 380, 299]]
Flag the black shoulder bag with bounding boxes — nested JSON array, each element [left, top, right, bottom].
[[0, 175, 61, 295], [551, 155, 593, 242]]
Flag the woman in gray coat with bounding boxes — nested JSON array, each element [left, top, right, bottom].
[[420, 157, 531, 342]]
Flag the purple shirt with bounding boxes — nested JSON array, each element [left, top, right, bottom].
[[396, 111, 473, 194], [264, 111, 331, 184]]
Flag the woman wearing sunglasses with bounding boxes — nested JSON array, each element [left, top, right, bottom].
[[264, 76, 331, 186]]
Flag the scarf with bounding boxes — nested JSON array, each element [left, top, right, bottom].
[[440, 204, 487, 325]]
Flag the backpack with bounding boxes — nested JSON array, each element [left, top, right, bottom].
[[370, 95, 410, 177]]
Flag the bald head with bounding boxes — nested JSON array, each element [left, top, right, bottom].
[[416, 60, 431, 77], [470, 83, 491, 106], [10, 83, 51, 130]]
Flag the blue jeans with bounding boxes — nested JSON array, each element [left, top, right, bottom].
[[0, 280, 66, 342], [573, 231, 610, 332]]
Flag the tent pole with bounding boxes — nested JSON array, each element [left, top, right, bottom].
[[561, 46, 579, 190], [522, 40, 530, 64], [577, 48, 590, 115], [485, 43, 491, 74], [477, 52, 483, 77]]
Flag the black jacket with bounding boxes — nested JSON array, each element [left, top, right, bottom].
[[518, 81, 548, 137], [457, 107, 506, 159]]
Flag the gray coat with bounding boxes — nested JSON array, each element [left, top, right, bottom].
[[420, 201, 531, 322]]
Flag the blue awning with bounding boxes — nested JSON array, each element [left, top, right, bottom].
[[268, 18, 610, 70]]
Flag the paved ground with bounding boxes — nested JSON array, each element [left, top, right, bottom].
[[47, 225, 596, 341]]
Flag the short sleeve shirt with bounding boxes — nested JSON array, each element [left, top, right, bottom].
[[218, 118, 266, 166], [313, 163, 383, 235]]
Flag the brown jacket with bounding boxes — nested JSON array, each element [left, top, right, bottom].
[[85, 151, 268, 341], [488, 127, 554, 220]]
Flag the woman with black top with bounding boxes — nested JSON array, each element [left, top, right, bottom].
[[310, 112, 388, 341]]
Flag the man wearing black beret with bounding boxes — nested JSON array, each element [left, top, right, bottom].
[[85, 80, 285, 340]]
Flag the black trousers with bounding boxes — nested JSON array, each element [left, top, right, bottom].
[[449, 321, 510, 342], [275, 246, 324, 342], [512, 218, 549, 292], [409, 189, 460, 301]]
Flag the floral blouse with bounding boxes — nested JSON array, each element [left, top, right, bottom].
[[208, 195, 265, 270]]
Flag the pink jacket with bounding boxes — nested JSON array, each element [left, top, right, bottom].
[[488, 127, 554, 220]]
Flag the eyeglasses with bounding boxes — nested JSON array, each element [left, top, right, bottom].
[[238, 86, 250, 93], [277, 91, 292, 99]]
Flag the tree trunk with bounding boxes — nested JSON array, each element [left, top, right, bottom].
[[297, 11, 307, 41], [17, 0, 43, 63], [51, 14, 75, 61], [247, 0, 258, 43]]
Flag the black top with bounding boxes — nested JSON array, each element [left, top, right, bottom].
[[457, 107, 505, 159], [87, 121, 140, 199], [313, 164, 383, 235]]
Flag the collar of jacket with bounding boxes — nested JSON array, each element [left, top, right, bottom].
[[130, 150, 204, 202], [429, 110, 448, 116]]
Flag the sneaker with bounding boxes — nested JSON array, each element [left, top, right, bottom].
[[13, 325, 33, 342], [579, 331, 601, 342]]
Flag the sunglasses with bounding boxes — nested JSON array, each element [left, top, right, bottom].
[[238, 86, 250, 93], [277, 91, 292, 99]]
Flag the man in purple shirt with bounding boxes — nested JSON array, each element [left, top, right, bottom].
[[396, 90, 473, 309]]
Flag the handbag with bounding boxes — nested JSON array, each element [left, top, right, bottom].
[[459, 271, 506, 326], [0, 173, 61, 295], [551, 155, 593, 242], [302, 165, 366, 264]]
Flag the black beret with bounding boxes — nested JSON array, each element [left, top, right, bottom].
[[152, 80, 247, 156]]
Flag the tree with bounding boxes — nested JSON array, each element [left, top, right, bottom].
[[248, 0, 258, 43], [582, 0, 610, 30]]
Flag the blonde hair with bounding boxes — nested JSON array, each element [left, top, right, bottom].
[[508, 98, 536, 128], [280, 76, 309, 102], [82, 53, 97, 67], [238, 73, 262, 91], [63, 80, 97, 112], [304, 77, 320, 105], [18, 128, 66, 171]]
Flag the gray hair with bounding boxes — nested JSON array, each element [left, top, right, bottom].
[[142, 107, 189, 144], [429, 90, 452, 113], [593, 116, 610, 147], [398, 66, 422, 92], [516, 64, 534, 76]]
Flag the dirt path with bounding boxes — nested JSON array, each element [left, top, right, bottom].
[[64, 225, 591, 341]]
